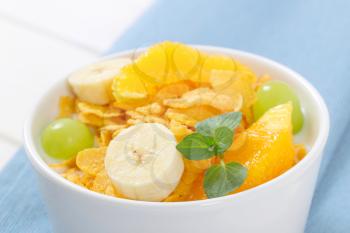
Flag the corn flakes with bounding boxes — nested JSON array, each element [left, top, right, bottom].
[[165, 109, 196, 127], [163, 87, 241, 112], [154, 82, 192, 101], [168, 120, 193, 141], [135, 102, 165, 116], [209, 70, 255, 110], [58, 96, 75, 118], [76, 147, 106, 176]]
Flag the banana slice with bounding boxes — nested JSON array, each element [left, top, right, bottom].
[[68, 58, 131, 105], [105, 123, 184, 201]]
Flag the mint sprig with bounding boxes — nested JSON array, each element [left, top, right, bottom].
[[213, 127, 234, 155], [204, 162, 247, 198], [176, 111, 247, 198], [176, 133, 216, 160], [196, 112, 242, 137]]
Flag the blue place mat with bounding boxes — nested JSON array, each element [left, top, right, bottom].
[[2, 0, 350, 232], [0, 149, 51, 232]]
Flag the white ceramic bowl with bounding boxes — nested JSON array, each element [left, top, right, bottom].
[[24, 45, 329, 233]]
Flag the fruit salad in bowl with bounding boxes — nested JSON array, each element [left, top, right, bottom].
[[24, 42, 329, 233], [40, 42, 306, 202]]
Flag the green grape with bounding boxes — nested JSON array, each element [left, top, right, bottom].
[[253, 80, 304, 133], [41, 118, 94, 160]]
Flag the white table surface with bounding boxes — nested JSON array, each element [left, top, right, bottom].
[[0, 0, 153, 170]]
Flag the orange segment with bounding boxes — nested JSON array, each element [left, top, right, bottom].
[[112, 65, 156, 105], [194, 53, 257, 83], [189, 173, 206, 201], [112, 41, 258, 106], [171, 42, 202, 82], [197, 55, 236, 83], [112, 42, 201, 105], [133, 42, 168, 83], [134, 41, 202, 84], [224, 102, 295, 192]]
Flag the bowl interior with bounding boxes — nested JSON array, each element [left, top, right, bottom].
[[26, 46, 328, 199]]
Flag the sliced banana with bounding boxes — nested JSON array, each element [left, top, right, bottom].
[[105, 123, 184, 201], [68, 58, 131, 105]]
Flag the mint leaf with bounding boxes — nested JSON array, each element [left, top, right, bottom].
[[176, 133, 216, 160], [214, 127, 234, 154], [204, 162, 247, 198], [196, 112, 242, 137]]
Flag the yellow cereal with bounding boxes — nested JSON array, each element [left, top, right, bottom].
[[144, 116, 168, 125], [104, 106, 124, 118], [81, 173, 95, 189], [165, 109, 196, 127], [135, 102, 165, 116], [104, 185, 117, 197], [76, 100, 124, 120], [99, 130, 112, 147], [58, 96, 75, 118], [76, 100, 106, 117], [170, 105, 220, 122], [111, 128, 127, 138], [91, 170, 124, 198], [126, 110, 145, 120], [62, 167, 84, 186], [77, 112, 104, 127], [99, 124, 127, 146], [75, 99, 126, 127], [154, 82, 192, 101], [103, 117, 126, 126], [126, 118, 144, 125], [91, 170, 111, 192], [210, 70, 255, 111], [101, 124, 127, 132], [169, 120, 193, 141], [126, 110, 168, 126], [163, 87, 240, 112], [76, 147, 106, 176], [49, 157, 76, 173], [112, 101, 138, 110]]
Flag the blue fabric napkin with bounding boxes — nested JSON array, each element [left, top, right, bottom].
[[0, 149, 51, 232], [2, 0, 350, 232]]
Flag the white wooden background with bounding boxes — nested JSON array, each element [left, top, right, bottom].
[[0, 0, 153, 169]]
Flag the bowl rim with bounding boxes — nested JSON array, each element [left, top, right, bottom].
[[24, 44, 330, 207]]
